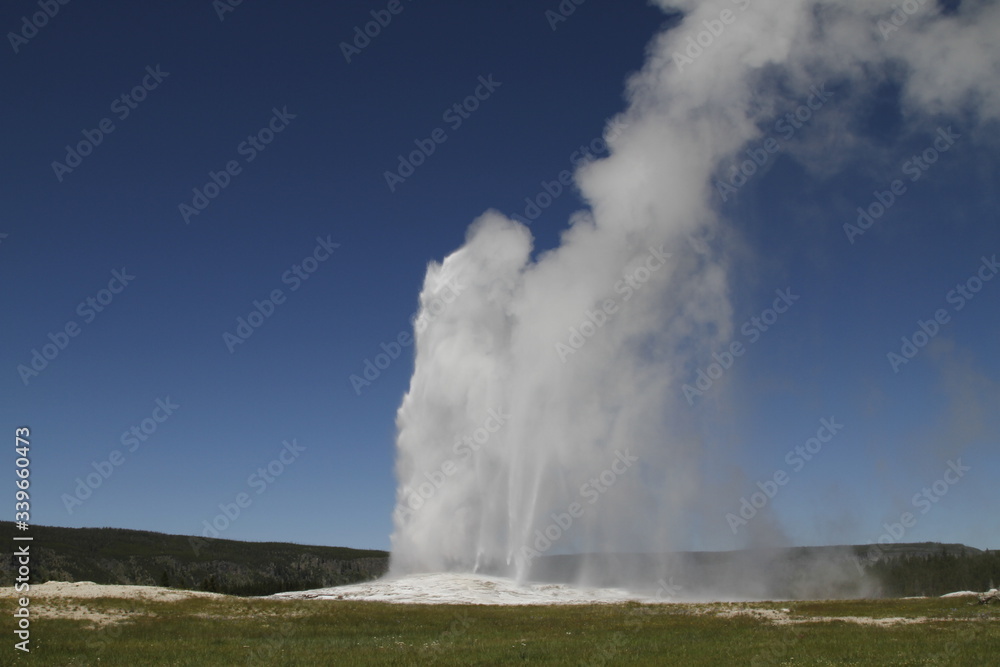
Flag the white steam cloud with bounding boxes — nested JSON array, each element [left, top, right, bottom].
[[390, 0, 1000, 589]]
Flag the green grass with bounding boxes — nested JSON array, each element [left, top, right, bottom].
[[0, 595, 996, 666]]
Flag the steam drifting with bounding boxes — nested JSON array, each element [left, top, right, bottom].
[[390, 0, 1000, 592]]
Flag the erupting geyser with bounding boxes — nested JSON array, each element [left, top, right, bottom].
[[390, 0, 1000, 593]]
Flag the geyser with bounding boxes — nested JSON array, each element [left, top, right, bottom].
[[390, 0, 1000, 593]]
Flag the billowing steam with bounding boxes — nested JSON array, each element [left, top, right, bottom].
[[390, 0, 1000, 593]]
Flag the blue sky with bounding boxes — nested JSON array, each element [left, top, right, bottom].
[[4, 0, 998, 553]]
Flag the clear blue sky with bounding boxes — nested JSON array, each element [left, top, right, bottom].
[[4, 0, 998, 553]]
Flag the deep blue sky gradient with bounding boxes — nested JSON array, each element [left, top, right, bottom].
[[3, 0, 997, 552]]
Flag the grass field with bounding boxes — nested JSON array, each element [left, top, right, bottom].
[[1, 593, 997, 666]]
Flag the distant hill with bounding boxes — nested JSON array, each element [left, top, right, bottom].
[[0, 522, 388, 596], [2, 523, 994, 599], [530, 543, 996, 599]]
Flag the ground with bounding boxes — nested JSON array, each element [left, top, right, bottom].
[[0, 581, 997, 665]]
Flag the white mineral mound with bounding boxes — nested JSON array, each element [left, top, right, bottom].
[[271, 572, 653, 605], [940, 590, 978, 598]]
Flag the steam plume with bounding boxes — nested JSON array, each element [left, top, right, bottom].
[[390, 0, 1000, 590]]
